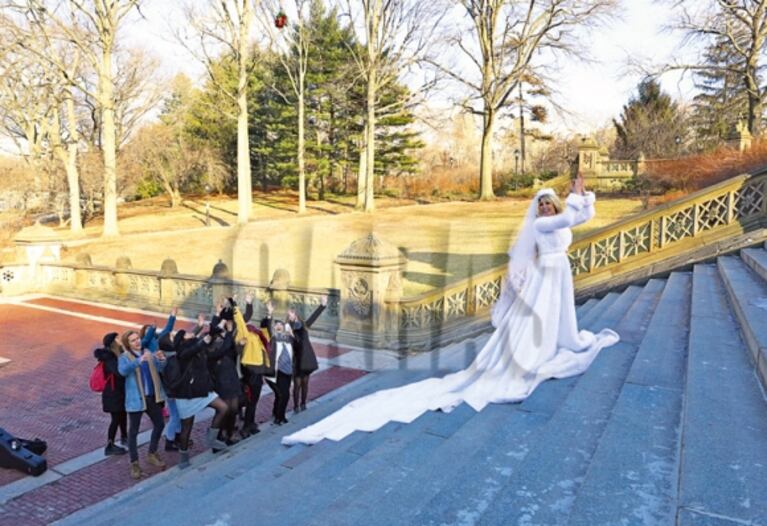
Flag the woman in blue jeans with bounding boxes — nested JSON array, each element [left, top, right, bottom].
[[118, 330, 168, 480]]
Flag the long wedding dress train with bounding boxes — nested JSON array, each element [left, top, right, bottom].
[[282, 190, 620, 446]]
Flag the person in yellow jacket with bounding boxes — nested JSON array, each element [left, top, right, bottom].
[[231, 297, 271, 436]]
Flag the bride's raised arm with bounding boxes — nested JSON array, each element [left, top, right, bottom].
[[534, 186, 597, 233]]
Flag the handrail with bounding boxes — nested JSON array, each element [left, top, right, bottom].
[[389, 169, 767, 334]]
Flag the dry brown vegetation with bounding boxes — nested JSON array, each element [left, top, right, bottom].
[[645, 141, 767, 196]]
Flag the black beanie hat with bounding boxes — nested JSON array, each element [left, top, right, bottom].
[[103, 332, 119, 349], [159, 333, 173, 353], [173, 329, 187, 350]]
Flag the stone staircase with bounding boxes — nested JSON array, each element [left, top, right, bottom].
[[57, 245, 767, 526]]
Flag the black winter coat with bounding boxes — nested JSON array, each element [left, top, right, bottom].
[[289, 305, 325, 376], [93, 348, 126, 413], [207, 329, 241, 399], [174, 338, 215, 399]]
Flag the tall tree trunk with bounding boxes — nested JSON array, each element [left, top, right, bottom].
[[64, 96, 83, 233], [298, 88, 307, 213], [236, 71, 252, 224], [236, 10, 253, 225], [364, 66, 376, 213], [746, 65, 762, 136], [99, 50, 119, 237], [318, 130, 325, 200], [356, 128, 367, 209], [519, 83, 526, 175], [479, 107, 495, 200], [63, 144, 82, 233]]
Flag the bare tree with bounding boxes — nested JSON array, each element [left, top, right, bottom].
[[340, 0, 442, 212], [0, 13, 84, 231], [177, 0, 255, 225], [660, 1, 767, 136], [435, 0, 613, 199], [0, 32, 51, 189], [256, 0, 312, 213], [8, 0, 146, 237]]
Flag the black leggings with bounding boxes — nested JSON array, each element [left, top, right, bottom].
[[219, 397, 239, 438], [107, 411, 127, 443], [243, 368, 264, 427], [177, 396, 229, 451], [127, 397, 165, 463], [293, 374, 311, 408]]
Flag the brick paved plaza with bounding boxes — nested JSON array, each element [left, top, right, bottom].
[[0, 296, 366, 526]]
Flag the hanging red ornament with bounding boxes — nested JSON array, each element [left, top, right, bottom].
[[275, 12, 287, 29]]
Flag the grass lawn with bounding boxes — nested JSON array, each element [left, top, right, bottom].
[[49, 191, 643, 297]]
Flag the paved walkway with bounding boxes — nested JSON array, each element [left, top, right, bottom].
[[0, 295, 370, 526]]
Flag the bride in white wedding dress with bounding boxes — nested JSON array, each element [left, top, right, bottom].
[[282, 173, 620, 446]]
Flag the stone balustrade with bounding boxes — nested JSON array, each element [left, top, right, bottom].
[[3, 170, 766, 352]]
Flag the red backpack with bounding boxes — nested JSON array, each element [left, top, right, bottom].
[[89, 361, 115, 393]]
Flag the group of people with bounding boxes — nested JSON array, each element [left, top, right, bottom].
[[92, 295, 327, 479]]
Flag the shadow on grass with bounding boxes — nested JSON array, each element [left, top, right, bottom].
[[403, 251, 508, 290]]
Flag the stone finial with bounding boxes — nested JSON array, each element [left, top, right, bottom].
[[211, 259, 230, 279], [269, 269, 291, 291], [75, 253, 92, 266], [336, 233, 405, 268], [115, 256, 132, 270], [578, 136, 599, 149], [160, 258, 178, 276]]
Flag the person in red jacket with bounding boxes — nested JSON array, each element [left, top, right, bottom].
[[93, 332, 127, 456]]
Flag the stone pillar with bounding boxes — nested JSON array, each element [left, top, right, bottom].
[[268, 269, 291, 314], [74, 253, 92, 289], [13, 222, 63, 270], [335, 234, 406, 349], [13, 222, 63, 291], [114, 256, 132, 296], [209, 259, 232, 306], [159, 258, 178, 306], [576, 136, 601, 175], [636, 152, 646, 176]]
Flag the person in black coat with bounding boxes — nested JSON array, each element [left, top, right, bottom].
[[172, 329, 230, 468], [94, 332, 128, 456], [206, 311, 241, 444], [287, 295, 327, 412]]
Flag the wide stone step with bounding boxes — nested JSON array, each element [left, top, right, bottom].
[[295, 291, 632, 526], [577, 297, 599, 321], [677, 264, 767, 525], [590, 285, 644, 334], [473, 282, 662, 525], [741, 246, 767, 284], [356, 285, 642, 526], [578, 290, 620, 329], [57, 336, 487, 525], [568, 272, 692, 525], [723, 251, 767, 388], [410, 283, 661, 526], [300, 405, 480, 526]]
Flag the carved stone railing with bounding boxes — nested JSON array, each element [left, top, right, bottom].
[[379, 170, 767, 350], [386, 266, 505, 350], [4, 171, 766, 352], [569, 170, 767, 297], [6, 258, 340, 339]]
